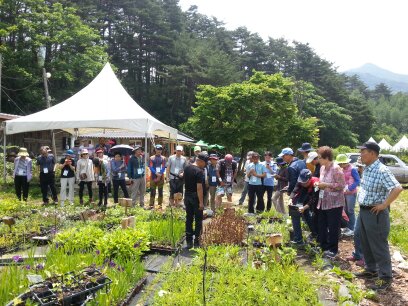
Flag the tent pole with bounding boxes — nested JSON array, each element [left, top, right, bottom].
[[144, 132, 148, 187], [3, 123, 6, 183]]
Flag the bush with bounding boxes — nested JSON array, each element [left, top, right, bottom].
[[54, 225, 104, 252], [95, 228, 150, 260]]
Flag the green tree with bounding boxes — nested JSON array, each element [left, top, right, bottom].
[[0, 0, 108, 114], [293, 81, 358, 147], [181, 72, 318, 157]]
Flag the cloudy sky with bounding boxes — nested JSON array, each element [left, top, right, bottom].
[[178, 0, 408, 74]]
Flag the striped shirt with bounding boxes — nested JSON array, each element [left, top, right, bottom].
[[359, 159, 400, 206]]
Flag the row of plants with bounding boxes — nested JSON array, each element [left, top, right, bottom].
[[150, 245, 319, 305], [1, 246, 146, 305]]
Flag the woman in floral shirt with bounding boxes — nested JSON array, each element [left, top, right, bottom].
[[315, 146, 346, 258]]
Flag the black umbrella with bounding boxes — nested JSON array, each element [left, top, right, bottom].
[[110, 144, 134, 155]]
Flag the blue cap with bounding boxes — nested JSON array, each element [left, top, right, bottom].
[[278, 147, 294, 157], [66, 149, 74, 155], [298, 169, 312, 183]]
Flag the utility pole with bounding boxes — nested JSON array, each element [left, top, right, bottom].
[[0, 54, 2, 113], [43, 68, 57, 157]]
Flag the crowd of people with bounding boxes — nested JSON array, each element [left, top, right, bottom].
[[11, 139, 402, 291]]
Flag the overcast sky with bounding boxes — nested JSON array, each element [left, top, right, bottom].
[[178, 0, 408, 74]]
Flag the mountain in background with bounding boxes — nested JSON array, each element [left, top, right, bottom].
[[344, 63, 408, 92]]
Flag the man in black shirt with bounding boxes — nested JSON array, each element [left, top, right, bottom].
[[183, 152, 207, 249]]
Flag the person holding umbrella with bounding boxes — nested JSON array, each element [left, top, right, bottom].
[[110, 151, 130, 204]]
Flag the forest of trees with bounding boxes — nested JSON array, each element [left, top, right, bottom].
[[1, 0, 407, 148]]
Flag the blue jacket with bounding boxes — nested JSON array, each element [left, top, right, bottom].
[[287, 158, 306, 193]]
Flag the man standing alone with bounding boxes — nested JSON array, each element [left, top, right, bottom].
[[355, 142, 402, 291], [183, 152, 208, 249]]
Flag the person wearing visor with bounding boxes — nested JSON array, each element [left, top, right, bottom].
[[149, 144, 166, 208], [335, 154, 360, 236], [289, 169, 319, 245]]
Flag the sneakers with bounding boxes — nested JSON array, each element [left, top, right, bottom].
[[342, 228, 354, 237], [346, 255, 365, 267], [323, 251, 337, 259], [369, 278, 392, 291], [354, 270, 378, 279], [186, 241, 193, 250]]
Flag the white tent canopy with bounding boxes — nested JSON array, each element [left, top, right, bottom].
[[5, 63, 177, 138], [367, 137, 377, 143], [392, 135, 408, 152], [378, 138, 392, 151]]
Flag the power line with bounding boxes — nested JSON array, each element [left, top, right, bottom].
[[1, 88, 27, 115]]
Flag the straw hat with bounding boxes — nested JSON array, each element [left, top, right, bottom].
[[17, 148, 29, 157]]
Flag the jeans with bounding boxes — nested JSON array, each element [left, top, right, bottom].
[[248, 184, 264, 213], [185, 192, 203, 243], [291, 209, 313, 243], [318, 206, 343, 254], [113, 179, 129, 203], [352, 213, 364, 260], [345, 193, 357, 230], [14, 175, 29, 201]]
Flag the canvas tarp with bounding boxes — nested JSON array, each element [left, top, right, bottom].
[[5, 63, 177, 138]]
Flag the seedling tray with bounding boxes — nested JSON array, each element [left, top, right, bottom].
[[29, 266, 112, 305]]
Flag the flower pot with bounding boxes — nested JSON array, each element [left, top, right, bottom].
[[119, 198, 132, 207], [266, 234, 282, 248]]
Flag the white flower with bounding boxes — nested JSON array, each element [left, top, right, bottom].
[[158, 290, 169, 297]]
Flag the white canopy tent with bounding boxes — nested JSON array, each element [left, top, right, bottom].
[[367, 137, 377, 143], [5, 63, 177, 138], [2, 63, 178, 180], [378, 138, 393, 151], [392, 135, 408, 152]]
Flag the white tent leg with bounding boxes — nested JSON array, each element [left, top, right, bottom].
[[3, 126, 6, 183], [144, 133, 148, 186]]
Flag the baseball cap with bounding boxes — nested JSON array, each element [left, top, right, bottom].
[[209, 154, 219, 160], [225, 154, 233, 162], [298, 169, 312, 183], [275, 157, 286, 165], [357, 141, 380, 154], [196, 152, 208, 163], [65, 149, 74, 155], [155, 144, 163, 150], [306, 151, 318, 163], [176, 145, 183, 151], [194, 145, 201, 152], [81, 148, 89, 155], [278, 147, 294, 157]]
